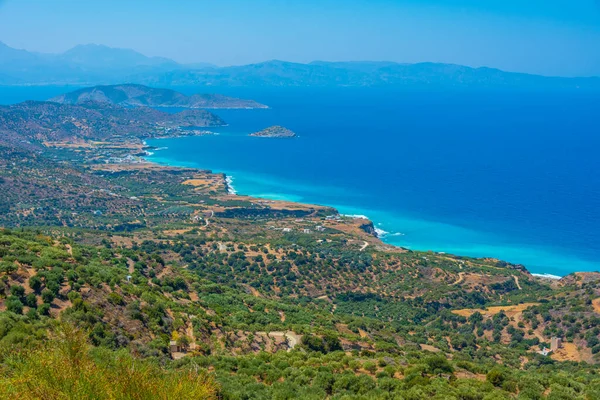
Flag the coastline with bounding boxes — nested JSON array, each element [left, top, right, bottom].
[[144, 151, 600, 278], [225, 175, 237, 195], [153, 105, 269, 110], [531, 273, 562, 280], [4, 85, 600, 280]]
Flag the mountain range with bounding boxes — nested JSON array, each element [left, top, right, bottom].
[[0, 42, 199, 84], [1, 41, 599, 89]]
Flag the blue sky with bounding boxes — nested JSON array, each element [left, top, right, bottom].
[[0, 0, 599, 76]]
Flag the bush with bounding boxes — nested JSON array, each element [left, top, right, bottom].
[[363, 361, 377, 373], [38, 303, 51, 316], [26, 308, 38, 320], [487, 368, 506, 387], [5, 296, 23, 315], [425, 355, 454, 375], [107, 292, 125, 306], [24, 293, 37, 308], [28, 276, 42, 293], [41, 289, 54, 304], [301, 334, 342, 354], [10, 285, 25, 298], [0, 324, 217, 399]]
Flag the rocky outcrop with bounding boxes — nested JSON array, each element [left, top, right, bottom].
[[359, 221, 378, 237], [249, 126, 296, 138]]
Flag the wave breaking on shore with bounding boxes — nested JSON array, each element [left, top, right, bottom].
[[532, 273, 562, 280], [225, 175, 237, 195]]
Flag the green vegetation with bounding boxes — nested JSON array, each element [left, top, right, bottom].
[[1, 222, 599, 398], [1, 99, 600, 398], [0, 325, 216, 400]]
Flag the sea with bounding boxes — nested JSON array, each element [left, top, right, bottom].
[[2, 85, 600, 277]]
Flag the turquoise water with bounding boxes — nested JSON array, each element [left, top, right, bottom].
[[145, 88, 600, 277], [1, 85, 598, 277]]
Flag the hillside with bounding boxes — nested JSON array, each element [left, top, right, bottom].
[[1, 94, 600, 398], [49, 84, 268, 109], [0, 100, 224, 149]]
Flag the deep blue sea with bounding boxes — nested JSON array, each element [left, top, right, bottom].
[[2, 85, 600, 276]]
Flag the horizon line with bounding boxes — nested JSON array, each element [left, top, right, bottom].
[[2, 39, 599, 80]]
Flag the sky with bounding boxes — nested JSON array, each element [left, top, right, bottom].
[[0, 0, 599, 76]]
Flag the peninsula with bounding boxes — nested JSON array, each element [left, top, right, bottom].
[[249, 125, 297, 138], [49, 84, 269, 109], [0, 100, 225, 149]]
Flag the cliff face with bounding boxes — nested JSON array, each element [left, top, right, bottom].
[[49, 84, 268, 109], [359, 221, 378, 237]]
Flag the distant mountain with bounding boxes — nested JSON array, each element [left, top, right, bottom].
[[0, 42, 187, 84], [58, 44, 178, 69], [0, 41, 40, 64], [143, 60, 600, 89], [1, 41, 599, 89], [49, 84, 268, 109]]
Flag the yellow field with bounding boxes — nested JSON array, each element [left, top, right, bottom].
[[452, 302, 540, 318], [183, 179, 213, 186], [592, 298, 600, 314]]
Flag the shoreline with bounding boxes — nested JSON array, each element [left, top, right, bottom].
[[225, 175, 237, 195], [153, 105, 270, 110], [144, 152, 596, 279], [531, 273, 562, 280]]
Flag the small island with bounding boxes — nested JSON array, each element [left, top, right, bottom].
[[249, 125, 297, 138]]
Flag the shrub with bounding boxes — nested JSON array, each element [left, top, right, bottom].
[[0, 324, 217, 399], [10, 285, 25, 298], [24, 293, 37, 308], [38, 303, 51, 316], [487, 368, 506, 387], [41, 289, 54, 304], [5, 296, 23, 314], [301, 334, 342, 354], [425, 355, 454, 375], [363, 361, 377, 373], [107, 292, 125, 306]]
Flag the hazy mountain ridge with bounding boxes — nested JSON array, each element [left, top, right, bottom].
[[59, 44, 178, 69], [144, 60, 600, 89], [49, 84, 268, 109], [1, 41, 599, 89], [0, 42, 188, 84]]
